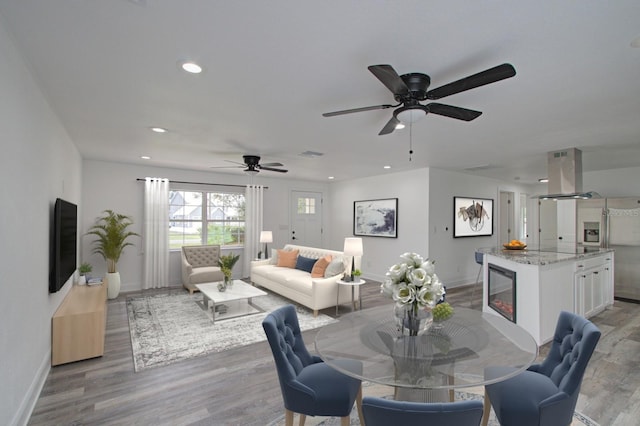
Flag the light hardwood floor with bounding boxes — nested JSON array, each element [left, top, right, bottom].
[[29, 282, 640, 425]]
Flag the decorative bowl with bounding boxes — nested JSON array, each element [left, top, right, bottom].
[[503, 243, 527, 250]]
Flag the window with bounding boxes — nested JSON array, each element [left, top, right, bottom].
[[297, 197, 316, 214], [169, 190, 245, 249]]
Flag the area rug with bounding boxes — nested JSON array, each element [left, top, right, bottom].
[[266, 383, 600, 426], [127, 290, 336, 372]]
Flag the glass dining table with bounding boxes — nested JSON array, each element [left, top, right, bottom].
[[314, 304, 538, 402]]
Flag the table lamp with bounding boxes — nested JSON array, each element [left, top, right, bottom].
[[260, 231, 273, 259], [343, 237, 363, 282]]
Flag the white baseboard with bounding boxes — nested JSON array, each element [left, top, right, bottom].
[[12, 349, 51, 426]]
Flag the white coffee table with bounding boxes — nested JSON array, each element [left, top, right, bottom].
[[195, 280, 267, 323]]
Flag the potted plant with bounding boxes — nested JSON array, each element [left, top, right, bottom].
[[217, 252, 240, 291], [78, 262, 92, 285], [86, 210, 139, 299], [352, 269, 362, 283]]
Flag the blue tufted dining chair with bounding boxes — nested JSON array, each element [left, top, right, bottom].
[[262, 305, 363, 426], [482, 311, 601, 426], [362, 397, 484, 426]]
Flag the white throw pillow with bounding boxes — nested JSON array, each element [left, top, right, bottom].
[[270, 248, 279, 265], [324, 256, 345, 278]]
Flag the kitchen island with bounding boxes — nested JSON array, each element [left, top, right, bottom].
[[477, 246, 614, 344]]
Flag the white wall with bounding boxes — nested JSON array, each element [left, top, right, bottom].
[[428, 168, 536, 288], [328, 168, 430, 282], [0, 16, 82, 426], [81, 160, 330, 290], [583, 166, 640, 198]]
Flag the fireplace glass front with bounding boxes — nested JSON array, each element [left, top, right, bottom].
[[488, 263, 516, 322]]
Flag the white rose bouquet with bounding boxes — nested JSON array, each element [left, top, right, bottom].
[[381, 252, 445, 311]]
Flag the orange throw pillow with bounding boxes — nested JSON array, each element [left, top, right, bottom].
[[277, 249, 299, 268], [311, 255, 333, 278]]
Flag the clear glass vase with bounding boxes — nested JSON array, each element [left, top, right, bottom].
[[394, 304, 433, 336], [217, 277, 230, 292]]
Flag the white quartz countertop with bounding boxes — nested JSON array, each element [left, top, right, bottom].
[[477, 246, 614, 266]]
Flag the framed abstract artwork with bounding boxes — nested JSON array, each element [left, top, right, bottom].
[[454, 197, 493, 237], [354, 198, 398, 238]]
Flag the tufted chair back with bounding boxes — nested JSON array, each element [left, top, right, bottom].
[[262, 305, 318, 405], [530, 311, 601, 397], [484, 311, 600, 426], [182, 245, 220, 268]]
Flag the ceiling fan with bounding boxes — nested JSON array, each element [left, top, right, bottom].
[[211, 155, 288, 174], [322, 63, 516, 135]]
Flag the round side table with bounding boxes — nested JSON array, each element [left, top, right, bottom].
[[336, 278, 367, 316]]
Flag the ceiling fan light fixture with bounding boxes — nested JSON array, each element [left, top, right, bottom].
[[395, 123, 405, 130], [244, 169, 259, 176], [396, 108, 426, 124]]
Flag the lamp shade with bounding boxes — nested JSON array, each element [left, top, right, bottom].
[[260, 231, 273, 243], [343, 237, 363, 256]]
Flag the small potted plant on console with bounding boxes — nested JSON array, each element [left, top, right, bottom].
[[78, 262, 92, 285]]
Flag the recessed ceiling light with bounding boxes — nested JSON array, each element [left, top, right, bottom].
[[631, 35, 640, 48], [538, 178, 549, 183], [383, 165, 391, 169], [181, 61, 203, 74], [328, 176, 335, 180], [395, 123, 405, 130], [141, 156, 151, 160], [150, 127, 167, 133]]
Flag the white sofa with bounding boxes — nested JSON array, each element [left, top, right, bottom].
[[250, 244, 356, 316]]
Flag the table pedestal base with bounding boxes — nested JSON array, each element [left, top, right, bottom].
[[394, 387, 454, 402]]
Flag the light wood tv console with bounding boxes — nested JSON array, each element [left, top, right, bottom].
[[52, 282, 107, 366]]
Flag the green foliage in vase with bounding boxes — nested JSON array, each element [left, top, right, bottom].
[[218, 252, 240, 278]]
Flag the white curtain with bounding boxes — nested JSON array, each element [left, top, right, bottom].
[[143, 177, 169, 289], [243, 185, 264, 277]]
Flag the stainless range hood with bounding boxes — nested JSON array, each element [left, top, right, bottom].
[[536, 148, 601, 200]]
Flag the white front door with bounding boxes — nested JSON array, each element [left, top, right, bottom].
[[290, 191, 323, 247]]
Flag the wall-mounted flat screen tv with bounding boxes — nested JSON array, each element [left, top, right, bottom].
[[50, 198, 77, 293]]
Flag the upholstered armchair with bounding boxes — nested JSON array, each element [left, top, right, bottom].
[[362, 397, 484, 426], [483, 310, 601, 426], [181, 245, 225, 294], [262, 305, 363, 426]]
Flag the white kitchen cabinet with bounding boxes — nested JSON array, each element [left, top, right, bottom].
[[574, 255, 609, 318], [602, 254, 614, 306]]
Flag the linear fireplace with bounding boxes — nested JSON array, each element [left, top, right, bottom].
[[488, 263, 516, 322]]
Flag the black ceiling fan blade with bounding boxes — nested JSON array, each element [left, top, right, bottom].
[[427, 103, 482, 121], [368, 64, 410, 95], [322, 104, 394, 117], [259, 166, 288, 173], [259, 162, 284, 167], [426, 63, 516, 100], [378, 116, 400, 135]]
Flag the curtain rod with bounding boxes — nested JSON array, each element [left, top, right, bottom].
[[136, 178, 268, 189]]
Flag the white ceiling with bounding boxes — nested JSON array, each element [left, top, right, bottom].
[[1, 1, 640, 184]]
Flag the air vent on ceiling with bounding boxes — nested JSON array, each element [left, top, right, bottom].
[[464, 164, 495, 171], [299, 151, 324, 158]]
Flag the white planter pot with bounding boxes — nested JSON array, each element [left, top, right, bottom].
[[78, 275, 87, 285], [105, 272, 121, 299]]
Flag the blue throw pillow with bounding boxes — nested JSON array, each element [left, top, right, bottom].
[[295, 255, 317, 273]]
